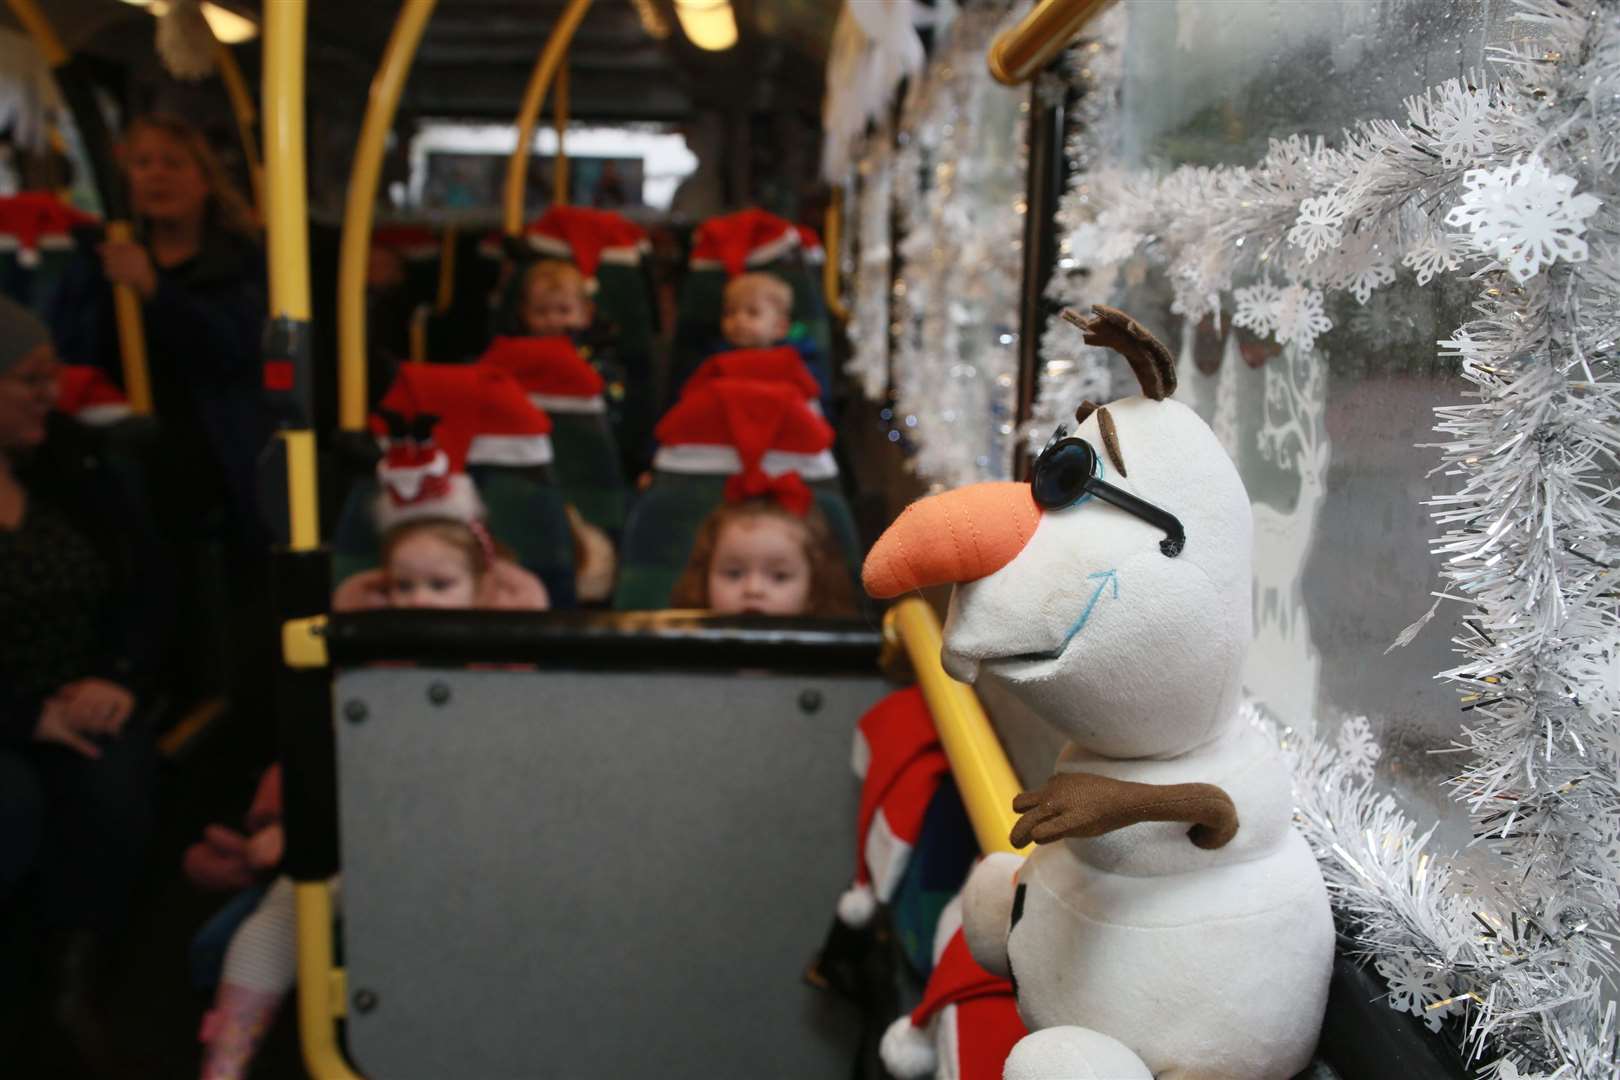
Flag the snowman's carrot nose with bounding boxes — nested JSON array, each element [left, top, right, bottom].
[[863, 482, 1042, 598]]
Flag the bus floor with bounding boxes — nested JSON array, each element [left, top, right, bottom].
[[1, 709, 310, 1080]]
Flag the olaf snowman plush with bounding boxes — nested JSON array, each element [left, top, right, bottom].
[[864, 307, 1334, 1080]]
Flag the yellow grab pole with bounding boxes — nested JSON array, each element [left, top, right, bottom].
[[503, 0, 594, 237], [214, 42, 265, 221], [338, 0, 438, 432], [823, 190, 848, 322], [886, 598, 1029, 856], [8, 0, 153, 415], [295, 881, 362, 1080], [988, 0, 1114, 85], [552, 62, 570, 206]]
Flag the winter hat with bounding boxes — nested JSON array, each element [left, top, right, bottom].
[[795, 224, 825, 265], [524, 206, 647, 281], [0, 192, 95, 269], [837, 687, 950, 927], [374, 363, 554, 468], [372, 398, 484, 533], [55, 365, 133, 424], [479, 335, 607, 414], [684, 346, 821, 403], [653, 376, 836, 481], [690, 208, 800, 277], [0, 294, 52, 373], [370, 224, 441, 262], [879, 924, 1027, 1079]]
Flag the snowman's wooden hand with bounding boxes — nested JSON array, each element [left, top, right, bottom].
[[1061, 305, 1177, 401], [1010, 771, 1238, 850]]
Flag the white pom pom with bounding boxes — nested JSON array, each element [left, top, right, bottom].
[[156, 0, 217, 81], [836, 882, 876, 927], [879, 1015, 936, 1078]]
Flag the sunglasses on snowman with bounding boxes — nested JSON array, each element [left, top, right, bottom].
[[1031, 426, 1186, 558]]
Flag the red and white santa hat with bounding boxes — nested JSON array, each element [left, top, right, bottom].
[[0, 191, 95, 268], [522, 205, 648, 281], [375, 363, 554, 471], [795, 224, 825, 265], [479, 335, 607, 415], [689, 208, 801, 277], [653, 376, 836, 481], [370, 223, 441, 262], [371, 398, 484, 534], [837, 686, 950, 927], [55, 365, 133, 426], [683, 346, 821, 405], [880, 901, 1027, 1080]]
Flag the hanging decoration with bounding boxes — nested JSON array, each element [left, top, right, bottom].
[[821, 1, 926, 183], [1029, 2, 1620, 1074], [156, 0, 218, 81], [845, 116, 895, 403]]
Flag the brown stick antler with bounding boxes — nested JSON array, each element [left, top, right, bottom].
[[1062, 305, 1178, 401], [1010, 771, 1239, 850]]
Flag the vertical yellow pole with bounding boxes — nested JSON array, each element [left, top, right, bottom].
[[552, 62, 570, 206], [7, 0, 153, 416], [337, 0, 438, 432], [823, 190, 848, 322], [214, 42, 265, 221], [502, 0, 595, 237]]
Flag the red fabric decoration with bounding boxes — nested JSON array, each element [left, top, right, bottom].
[[0, 191, 95, 261], [654, 377, 833, 473], [527, 206, 645, 278], [684, 347, 820, 401], [724, 468, 813, 517], [690, 208, 798, 277], [480, 335, 605, 397], [374, 363, 551, 464]]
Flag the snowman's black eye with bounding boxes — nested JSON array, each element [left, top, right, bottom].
[[1031, 437, 1099, 510]]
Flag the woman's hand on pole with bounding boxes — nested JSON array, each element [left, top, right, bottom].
[[98, 240, 159, 300]]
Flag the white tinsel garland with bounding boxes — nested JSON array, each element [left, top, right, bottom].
[[846, 117, 895, 403], [1039, 2, 1620, 1074]]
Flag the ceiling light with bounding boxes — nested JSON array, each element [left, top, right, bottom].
[[672, 0, 737, 51], [200, 2, 257, 44]]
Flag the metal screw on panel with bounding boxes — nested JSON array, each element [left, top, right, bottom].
[[343, 699, 368, 724], [353, 988, 379, 1014], [427, 681, 451, 706], [798, 689, 824, 714]]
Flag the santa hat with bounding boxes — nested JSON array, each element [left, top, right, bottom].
[[370, 223, 441, 261], [523, 206, 648, 280], [55, 365, 133, 425], [683, 347, 821, 404], [879, 923, 1027, 1079], [837, 687, 950, 927], [653, 376, 836, 481], [690, 208, 801, 277], [374, 363, 554, 469], [795, 224, 825, 265], [479, 335, 607, 415], [371, 401, 484, 533], [0, 191, 95, 268]]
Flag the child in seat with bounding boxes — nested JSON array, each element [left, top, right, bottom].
[[714, 272, 831, 413]]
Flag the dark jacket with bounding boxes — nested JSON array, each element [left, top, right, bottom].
[[0, 413, 174, 745], [49, 225, 268, 546]]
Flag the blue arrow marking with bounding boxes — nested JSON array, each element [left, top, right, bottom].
[[1058, 569, 1120, 649]]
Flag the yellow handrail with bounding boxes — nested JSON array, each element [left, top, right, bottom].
[[987, 0, 1114, 85], [8, 0, 153, 415], [214, 41, 265, 220], [338, 0, 438, 432], [503, 0, 594, 236], [885, 598, 1028, 855], [823, 190, 847, 322], [552, 62, 570, 206]]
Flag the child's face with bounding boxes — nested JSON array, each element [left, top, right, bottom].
[[707, 515, 813, 616], [523, 283, 592, 337], [721, 291, 789, 349], [387, 532, 479, 609]]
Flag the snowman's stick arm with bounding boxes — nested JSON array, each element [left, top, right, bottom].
[[1010, 772, 1239, 850]]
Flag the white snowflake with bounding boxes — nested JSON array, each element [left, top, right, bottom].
[[1408, 80, 1496, 169], [1232, 280, 1283, 339], [1274, 285, 1333, 352], [1287, 192, 1348, 262], [1401, 231, 1464, 286], [1343, 257, 1397, 305], [1375, 955, 1456, 1032], [1443, 155, 1602, 282], [1067, 212, 1142, 269], [1336, 715, 1383, 782]]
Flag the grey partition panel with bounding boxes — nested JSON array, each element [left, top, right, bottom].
[[334, 666, 883, 1080]]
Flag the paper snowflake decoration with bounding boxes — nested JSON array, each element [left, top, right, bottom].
[[1232, 281, 1283, 339], [1375, 955, 1456, 1032], [1443, 155, 1602, 282], [1408, 80, 1496, 169], [1067, 213, 1142, 269], [1343, 257, 1397, 305], [1274, 285, 1332, 352], [1336, 715, 1382, 782], [1288, 192, 1348, 262], [1401, 231, 1464, 286]]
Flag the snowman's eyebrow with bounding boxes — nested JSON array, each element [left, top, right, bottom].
[[1097, 406, 1127, 477]]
